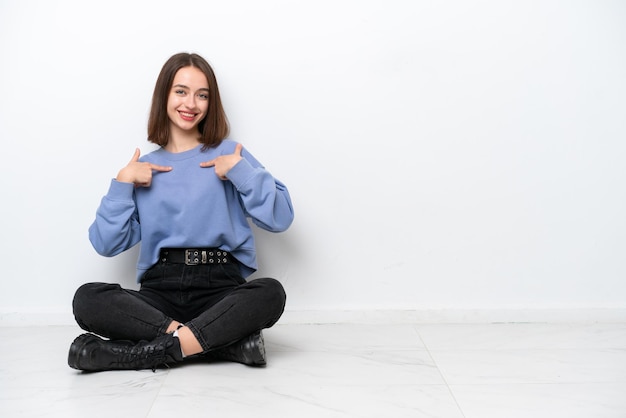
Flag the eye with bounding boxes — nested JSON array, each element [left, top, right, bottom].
[[198, 93, 209, 100], [174, 89, 186, 95]]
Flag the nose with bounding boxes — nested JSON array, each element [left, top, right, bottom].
[[183, 94, 197, 109]]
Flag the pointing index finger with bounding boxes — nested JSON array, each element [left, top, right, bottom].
[[150, 163, 173, 172], [199, 159, 215, 168]]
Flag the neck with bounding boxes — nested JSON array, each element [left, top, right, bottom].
[[166, 127, 201, 153]]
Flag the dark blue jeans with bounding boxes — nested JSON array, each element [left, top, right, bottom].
[[72, 261, 286, 352]]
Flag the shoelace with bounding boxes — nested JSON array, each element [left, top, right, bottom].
[[113, 338, 173, 371]]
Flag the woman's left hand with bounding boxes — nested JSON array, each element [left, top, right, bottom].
[[199, 143, 243, 180]]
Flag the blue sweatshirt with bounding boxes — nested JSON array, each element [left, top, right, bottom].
[[88, 140, 294, 282]]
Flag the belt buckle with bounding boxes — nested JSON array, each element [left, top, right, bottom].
[[185, 249, 201, 265]]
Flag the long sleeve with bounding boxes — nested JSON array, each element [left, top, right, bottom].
[[88, 180, 141, 257], [226, 157, 294, 232]]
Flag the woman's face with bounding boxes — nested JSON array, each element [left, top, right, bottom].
[[167, 66, 210, 135]]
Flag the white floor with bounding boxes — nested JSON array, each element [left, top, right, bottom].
[[1, 322, 625, 418]]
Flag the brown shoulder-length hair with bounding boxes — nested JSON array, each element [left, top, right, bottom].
[[147, 52, 230, 149]]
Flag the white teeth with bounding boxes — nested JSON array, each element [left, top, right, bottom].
[[180, 112, 194, 117]]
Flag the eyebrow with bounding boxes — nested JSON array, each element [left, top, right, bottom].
[[173, 84, 209, 92]]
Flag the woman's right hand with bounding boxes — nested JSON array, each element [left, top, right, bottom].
[[116, 148, 172, 187]]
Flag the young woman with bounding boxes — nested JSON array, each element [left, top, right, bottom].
[[68, 52, 294, 372]]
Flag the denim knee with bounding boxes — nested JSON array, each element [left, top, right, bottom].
[[254, 278, 287, 325], [72, 282, 118, 325], [265, 278, 287, 306]]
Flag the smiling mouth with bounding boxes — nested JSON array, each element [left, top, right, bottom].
[[179, 111, 196, 121]]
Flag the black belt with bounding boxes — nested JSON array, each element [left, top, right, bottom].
[[160, 248, 232, 265]]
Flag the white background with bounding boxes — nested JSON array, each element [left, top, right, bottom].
[[1, 0, 625, 321]]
